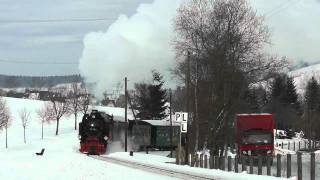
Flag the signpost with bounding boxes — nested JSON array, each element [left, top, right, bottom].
[[175, 112, 188, 164]]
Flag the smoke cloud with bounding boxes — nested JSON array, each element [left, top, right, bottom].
[[79, 0, 181, 99]]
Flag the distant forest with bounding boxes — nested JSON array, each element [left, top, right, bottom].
[[0, 74, 82, 88]]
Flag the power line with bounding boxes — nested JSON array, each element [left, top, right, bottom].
[[265, 0, 301, 18], [0, 58, 78, 65], [0, 17, 116, 24]]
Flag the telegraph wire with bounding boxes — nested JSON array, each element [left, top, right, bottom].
[[0, 17, 116, 24], [0, 58, 78, 65]]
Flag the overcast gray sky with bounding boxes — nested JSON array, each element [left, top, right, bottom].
[[0, 0, 319, 76]]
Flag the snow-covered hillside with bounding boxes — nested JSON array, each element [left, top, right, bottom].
[[289, 63, 320, 95]]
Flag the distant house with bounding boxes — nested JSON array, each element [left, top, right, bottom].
[[39, 91, 50, 101]]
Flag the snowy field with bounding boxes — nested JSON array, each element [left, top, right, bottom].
[[0, 97, 176, 180], [0, 97, 292, 179]]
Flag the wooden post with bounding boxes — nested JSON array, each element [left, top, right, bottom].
[[293, 141, 295, 151], [204, 155, 208, 168], [210, 155, 214, 169], [242, 156, 246, 172], [277, 154, 281, 177], [214, 156, 219, 169], [227, 156, 232, 171], [305, 141, 307, 149], [200, 154, 203, 168], [288, 142, 290, 150], [299, 141, 301, 150], [297, 152, 302, 180], [249, 156, 253, 174], [311, 152, 315, 180], [235, 156, 239, 173], [287, 154, 291, 178], [220, 156, 225, 170], [267, 156, 271, 176], [195, 155, 199, 167], [258, 156, 262, 175], [169, 89, 173, 158], [124, 77, 128, 152], [190, 154, 194, 167], [281, 142, 284, 149]]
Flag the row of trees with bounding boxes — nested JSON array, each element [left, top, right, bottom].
[[0, 83, 91, 148], [173, 0, 287, 155]]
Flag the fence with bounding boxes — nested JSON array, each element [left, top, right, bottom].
[[184, 153, 319, 180]]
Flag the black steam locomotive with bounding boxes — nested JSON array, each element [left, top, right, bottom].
[[78, 110, 113, 155]]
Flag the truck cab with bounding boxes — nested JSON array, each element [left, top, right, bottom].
[[235, 114, 275, 157]]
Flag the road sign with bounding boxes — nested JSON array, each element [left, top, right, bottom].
[[175, 112, 188, 133], [175, 112, 188, 122], [181, 122, 188, 133]]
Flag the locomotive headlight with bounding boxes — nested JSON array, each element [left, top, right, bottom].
[[267, 150, 272, 154], [90, 123, 94, 127], [104, 136, 109, 141]]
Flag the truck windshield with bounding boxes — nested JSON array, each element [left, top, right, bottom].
[[242, 130, 273, 145]]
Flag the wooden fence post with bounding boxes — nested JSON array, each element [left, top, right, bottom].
[[288, 142, 290, 150], [200, 154, 203, 168], [277, 154, 281, 177], [311, 152, 315, 180], [299, 141, 301, 150], [297, 152, 302, 180], [195, 155, 199, 167], [282, 142, 284, 149], [214, 156, 219, 169], [235, 155, 239, 173], [287, 154, 291, 178], [258, 156, 262, 175], [227, 156, 232, 171], [220, 156, 225, 170], [293, 141, 295, 151], [242, 156, 246, 172], [204, 155, 208, 168], [210, 155, 214, 169], [267, 156, 271, 176], [249, 156, 253, 174], [305, 141, 307, 149]]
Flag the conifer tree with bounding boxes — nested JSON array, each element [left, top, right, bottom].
[[135, 71, 168, 120]]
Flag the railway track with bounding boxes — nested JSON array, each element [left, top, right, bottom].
[[90, 155, 219, 180]]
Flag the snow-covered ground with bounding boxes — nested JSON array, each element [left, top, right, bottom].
[[0, 97, 292, 179], [0, 97, 176, 180]]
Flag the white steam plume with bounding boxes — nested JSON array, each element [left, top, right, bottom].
[[79, 0, 181, 99]]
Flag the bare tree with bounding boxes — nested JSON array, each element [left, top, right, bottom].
[[174, 0, 286, 155], [0, 97, 11, 148], [37, 106, 53, 139], [68, 83, 82, 130], [19, 108, 31, 143], [46, 88, 70, 135], [79, 89, 90, 114]]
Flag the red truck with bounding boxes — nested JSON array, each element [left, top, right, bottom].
[[235, 114, 275, 157]]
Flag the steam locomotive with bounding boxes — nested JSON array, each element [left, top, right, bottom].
[[79, 110, 180, 155], [78, 110, 113, 155]]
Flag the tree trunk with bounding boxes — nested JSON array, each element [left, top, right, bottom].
[[74, 112, 77, 130], [41, 121, 43, 140], [194, 59, 199, 152], [24, 127, 26, 143], [55, 118, 59, 135], [5, 125, 8, 148]]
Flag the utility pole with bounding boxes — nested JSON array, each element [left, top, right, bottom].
[[169, 88, 173, 158], [125, 77, 128, 152], [185, 51, 190, 164]]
